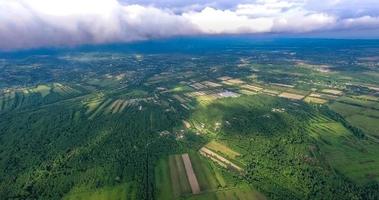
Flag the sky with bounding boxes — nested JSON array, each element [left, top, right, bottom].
[[0, 0, 379, 50]]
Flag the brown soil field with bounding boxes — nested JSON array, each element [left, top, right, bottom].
[[199, 147, 242, 171], [278, 92, 305, 100], [181, 154, 200, 194]]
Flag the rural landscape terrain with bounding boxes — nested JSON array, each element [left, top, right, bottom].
[[1, 38, 379, 199]]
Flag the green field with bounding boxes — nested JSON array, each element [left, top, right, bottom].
[[330, 100, 379, 137], [186, 184, 266, 200], [64, 182, 136, 200], [155, 152, 261, 200], [205, 141, 241, 160], [308, 117, 379, 184]]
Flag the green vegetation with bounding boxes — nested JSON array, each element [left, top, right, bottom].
[[1, 39, 379, 199], [330, 99, 379, 137], [308, 117, 379, 184], [188, 95, 379, 199], [155, 152, 261, 200], [64, 182, 136, 200]]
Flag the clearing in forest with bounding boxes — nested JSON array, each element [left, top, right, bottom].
[[52, 83, 81, 96], [63, 182, 136, 200], [88, 99, 113, 119], [199, 147, 242, 172], [31, 85, 51, 97], [106, 99, 125, 114], [205, 141, 241, 160]]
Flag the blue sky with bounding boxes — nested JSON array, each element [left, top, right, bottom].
[[0, 0, 378, 50]]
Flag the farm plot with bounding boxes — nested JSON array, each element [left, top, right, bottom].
[[186, 184, 266, 200], [105, 99, 126, 114], [262, 89, 280, 96], [190, 83, 207, 90], [199, 147, 243, 172], [202, 81, 222, 88], [155, 155, 192, 199], [189, 152, 227, 191], [222, 79, 245, 86], [196, 95, 218, 106], [337, 96, 379, 110], [30, 85, 51, 97], [155, 158, 175, 200], [170, 85, 194, 93], [309, 92, 338, 100], [238, 89, 257, 95], [88, 99, 113, 119], [52, 83, 81, 97], [169, 155, 192, 197], [303, 96, 328, 104], [217, 76, 232, 81], [155, 152, 241, 199], [182, 154, 201, 194], [240, 84, 263, 92], [84, 97, 104, 114], [278, 92, 305, 100], [321, 89, 343, 95], [308, 117, 379, 184], [173, 94, 189, 104], [1, 85, 76, 112], [63, 182, 136, 200], [329, 101, 379, 137], [205, 141, 241, 160], [0, 91, 15, 111]]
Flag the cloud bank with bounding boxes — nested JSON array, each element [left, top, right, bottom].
[[0, 0, 379, 50]]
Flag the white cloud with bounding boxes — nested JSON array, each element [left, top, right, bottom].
[[183, 7, 273, 34], [341, 16, 379, 29], [0, 0, 378, 50], [183, 2, 336, 34], [0, 0, 198, 50]]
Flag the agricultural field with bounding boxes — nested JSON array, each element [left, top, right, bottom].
[[329, 98, 379, 138], [205, 141, 241, 160], [1, 38, 379, 199], [155, 152, 263, 200], [307, 116, 379, 184], [64, 182, 137, 200]]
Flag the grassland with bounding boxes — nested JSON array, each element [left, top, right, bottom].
[[64, 182, 136, 200], [205, 141, 240, 160], [155, 152, 260, 200], [186, 184, 266, 200], [308, 116, 379, 184], [155, 158, 175, 200], [330, 98, 379, 137], [31, 85, 51, 97]]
